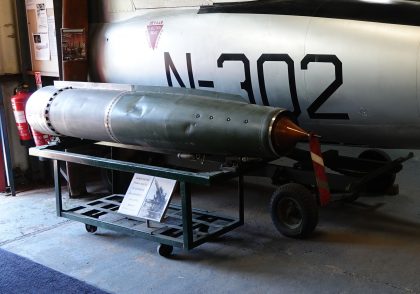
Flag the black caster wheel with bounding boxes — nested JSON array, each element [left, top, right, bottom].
[[270, 183, 318, 239], [85, 224, 97, 234], [157, 244, 173, 257]]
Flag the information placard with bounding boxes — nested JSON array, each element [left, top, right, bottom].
[[118, 174, 176, 222]]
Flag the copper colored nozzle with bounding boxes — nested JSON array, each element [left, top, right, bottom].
[[271, 116, 309, 155]]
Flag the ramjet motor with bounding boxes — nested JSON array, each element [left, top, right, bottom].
[[26, 85, 308, 158]]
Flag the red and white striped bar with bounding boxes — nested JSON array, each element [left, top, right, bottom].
[[309, 134, 331, 206]]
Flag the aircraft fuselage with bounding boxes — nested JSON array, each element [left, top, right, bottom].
[[90, 0, 420, 148]]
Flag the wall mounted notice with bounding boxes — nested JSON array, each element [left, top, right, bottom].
[[36, 2, 48, 32], [48, 16, 57, 57], [118, 174, 176, 222], [26, 0, 59, 75], [33, 32, 50, 60]]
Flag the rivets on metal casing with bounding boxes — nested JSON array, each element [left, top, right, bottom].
[[209, 115, 214, 120], [227, 117, 231, 122], [195, 114, 200, 118], [244, 119, 249, 124]]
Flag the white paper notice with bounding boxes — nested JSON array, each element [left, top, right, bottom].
[[47, 16, 57, 57], [45, 0, 54, 9], [36, 1, 48, 33], [119, 174, 176, 222], [33, 32, 50, 60], [119, 174, 153, 217]]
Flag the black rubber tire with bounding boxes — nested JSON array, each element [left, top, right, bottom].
[[270, 183, 318, 239], [358, 149, 396, 194], [157, 244, 173, 257], [85, 224, 97, 234]]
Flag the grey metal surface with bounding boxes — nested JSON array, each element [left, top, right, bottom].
[[89, 8, 420, 148], [26, 86, 289, 158], [54, 81, 247, 103]]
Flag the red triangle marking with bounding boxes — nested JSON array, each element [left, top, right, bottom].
[[147, 23, 164, 50]]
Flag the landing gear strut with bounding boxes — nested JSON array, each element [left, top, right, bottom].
[[262, 147, 413, 238]]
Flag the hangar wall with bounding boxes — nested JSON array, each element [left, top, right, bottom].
[[0, 0, 20, 74], [0, 0, 29, 173]]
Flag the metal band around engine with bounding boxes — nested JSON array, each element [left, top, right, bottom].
[[267, 109, 287, 158], [43, 87, 72, 136], [104, 91, 130, 143]]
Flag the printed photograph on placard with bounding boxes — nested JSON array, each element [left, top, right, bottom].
[[61, 29, 87, 61], [138, 178, 176, 222]]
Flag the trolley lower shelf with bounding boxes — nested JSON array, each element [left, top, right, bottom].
[[64, 194, 242, 249], [29, 143, 245, 256]]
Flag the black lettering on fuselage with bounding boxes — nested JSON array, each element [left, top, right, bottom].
[[198, 80, 215, 88], [164, 52, 186, 87], [186, 53, 196, 89], [257, 54, 301, 116], [217, 54, 256, 104], [164, 52, 347, 120], [301, 54, 348, 120]]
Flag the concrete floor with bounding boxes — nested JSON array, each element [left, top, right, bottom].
[[1, 148, 420, 294]]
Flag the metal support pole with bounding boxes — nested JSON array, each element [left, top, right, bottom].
[[238, 175, 244, 225], [54, 160, 63, 217], [0, 85, 15, 196], [111, 146, 117, 194], [180, 181, 193, 250]]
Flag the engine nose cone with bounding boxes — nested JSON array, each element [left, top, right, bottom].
[[271, 117, 309, 155]]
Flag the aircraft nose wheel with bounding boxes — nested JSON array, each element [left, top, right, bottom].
[[270, 183, 318, 238]]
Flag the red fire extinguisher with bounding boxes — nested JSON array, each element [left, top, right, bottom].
[[31, 129, 53, 147], [11, 85, 53, 147], [11, 85, 34, 147]]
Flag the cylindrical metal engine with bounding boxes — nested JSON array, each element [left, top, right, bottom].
[[26, 86, 307, 158]]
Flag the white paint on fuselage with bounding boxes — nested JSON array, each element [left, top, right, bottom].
[[90, 8, 420, 148]]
